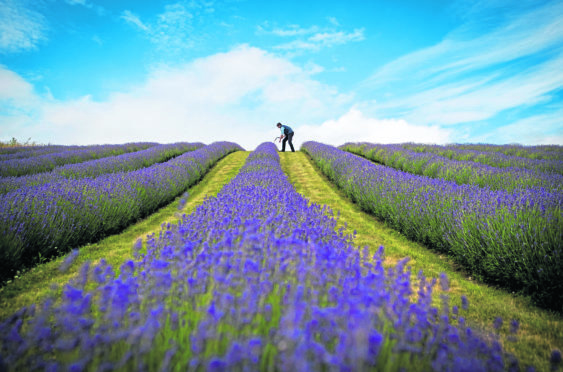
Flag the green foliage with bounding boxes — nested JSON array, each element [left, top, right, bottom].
[[0, 137, 38, 148]]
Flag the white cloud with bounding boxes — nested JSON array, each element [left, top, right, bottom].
[[0, 65, 41, 140], [367, 2, 563, 89], [275, 29, 364, 52], [121, 10, 149, 32], [361, 1, 563, 128], [474, 110, 563, 145], [0, 0, 47, 53], [267, 25, 320, 37], [65, 0, 87, 5], [259, 20, 364, 54], [121, 2, 204, 53], [0, 65, 38, 109], [374, 51, 563, 126], [327, 16, 339, 27], [151, 3, 194, 52], [64, 0, 106, 15], [1, 46, 353, 149], [92, 35, 103, 46], [299, 108, 452, 146], [2, 41, 556, 148]]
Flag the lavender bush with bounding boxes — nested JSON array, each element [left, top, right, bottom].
[[0, 142, 241, 281], [0, 142, 204, 195], [0, 143, 532, 371], [451, 144, 562, 161], [0, 143, 156, 177], [402, 144, 563, 175], [341, 142, 563, 192], [303, 142, 562, 311]]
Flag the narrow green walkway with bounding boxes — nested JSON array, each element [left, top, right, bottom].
[[0, 151, 249, 320], [280, 151, 562, 370]]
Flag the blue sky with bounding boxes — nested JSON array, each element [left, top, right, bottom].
[[0, 0, 562, 148]]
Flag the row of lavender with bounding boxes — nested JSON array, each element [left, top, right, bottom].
[[403, 144, 563, 174], [341, 143, 563, 192], [303, 142, 562, 311], [452, 144, 563, 161], [0, 143, 147, 161], [0, 145, 71, 160], [0, 142, 242, 282], [0, 143, 530, 371], [0, 142, 157, 177], [0, 142, 204, 195]]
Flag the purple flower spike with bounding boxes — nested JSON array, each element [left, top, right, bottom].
[[461, 295, 469, 310], [510, 319, 520, 334], [551, 350, 562, 371], [439, 273, 449, 291], [59, 249, 79, 273], [493, 317, 503, 330]]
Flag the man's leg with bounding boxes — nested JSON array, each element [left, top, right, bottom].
[[281, 137, 287, 152], [288, 132, 295, 152]]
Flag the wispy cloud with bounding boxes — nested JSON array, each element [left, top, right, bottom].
[[121, 10, 150, 32], [259, 19, 364, 53], [361, 0, 563, 133], [275, 29, 364, 52], [121, 1, 218, 54], [0, 0, 47, 54], [151, 3, 194, 51], [65, 0, 88, 6], [474, 109, 563, 145], [91, 35, 103, 46], [64, 0, 105, 16], [260, 24, 319, 37], [373, 51, 563, 126]]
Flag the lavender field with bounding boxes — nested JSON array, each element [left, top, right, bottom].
[[0, 142, 242, 282], [308, 142, 562, 311], [0, 141, 561, 371]]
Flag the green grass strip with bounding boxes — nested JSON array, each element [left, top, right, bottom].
[[279, 151, 562, 371], [0, 151, 249, 321]]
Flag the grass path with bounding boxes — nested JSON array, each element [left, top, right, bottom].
[[280, 151, 562, 370], [0, 151, 249, 321]]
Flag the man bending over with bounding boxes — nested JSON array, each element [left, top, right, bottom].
[[276, 122, 295, 152]]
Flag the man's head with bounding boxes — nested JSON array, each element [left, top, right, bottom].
[[276, 122, 282, 128]]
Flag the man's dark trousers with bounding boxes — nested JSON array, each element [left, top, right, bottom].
[[282, 132, 295, 152]]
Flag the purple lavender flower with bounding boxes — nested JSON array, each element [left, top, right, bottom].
[[461, 295, 469, 311], [493, 317, 503, 330], [551, 350, 562, 371], [58, 249, 79, 273], [510, 319, 520, 334]]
